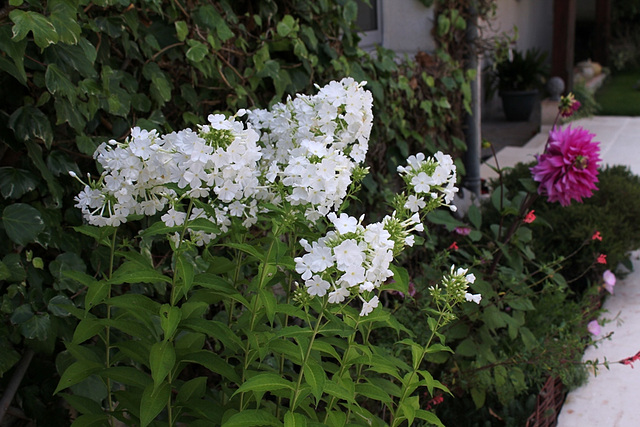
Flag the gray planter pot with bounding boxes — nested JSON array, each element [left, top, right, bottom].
[[499, 90, 539, 121]]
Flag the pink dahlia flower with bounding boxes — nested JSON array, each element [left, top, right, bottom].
[[530, 125, 601, 206]]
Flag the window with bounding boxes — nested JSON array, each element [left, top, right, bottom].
[[355, 0, 382, 48]]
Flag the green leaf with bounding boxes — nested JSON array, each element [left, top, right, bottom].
[[140, 381, 170, 427], [222, 409, 281, 427], [25, 139, 63, 204], [9, 106, 53, 148], [85, 280, 110, 310], [110, 261, 171, 285], [48, 294, 74, 317], [181, 350, 240, 383], [149, 341, 175, 388], [72, 318, 104, 345], [176, 376, 207, 403], [49, 0, 81, 44], [0, 167, 39, 199], [159, 304, 181, 340], [234, 373, 295, 396], [195, 5, 233, 41], [427, 209, 465, 231], [355, 382, 392, 404], [2, 203, 45, 246], [284, 411, 307, 427], [100, 366, 152, 390], [175, 21, 188, 41], [303, 359, 326, 403], [180, 318, 242, 352], [54, 360, 103, 394], [9, 10, 59, 49], [277, 15, 297, 37], [0, 26, 27, 84], [468, 203, 482, 229], [186, 40, 208, 62]]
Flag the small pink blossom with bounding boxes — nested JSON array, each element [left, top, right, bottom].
[[448, 241, 459, 251], [588, 320, 601, 336], [592, 231, 603, 241], [530, 125, 601, 206], [455, 226, 471, 236], [559, 93, 581, 117], [597, 254, 607, 265], [603, 270, 616, 294]]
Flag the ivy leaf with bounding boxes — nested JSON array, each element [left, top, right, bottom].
[[9, 10, 59, 49], [277, 15, 297, 38], [46, 63, 77, 97], [2, 203, 45, 246], [9, 106, 53, 148], [186, 39, 208, 63], [175, 20, 188, 41], [0, 26, 27, 84], [0, 167, 39, 199], [49, 0, 81, 44]]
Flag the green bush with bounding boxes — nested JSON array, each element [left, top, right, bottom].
[[489, 162, 640, 291]]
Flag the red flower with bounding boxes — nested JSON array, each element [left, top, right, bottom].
[[530, 125, 601, 206], [592, 231, 603, 241], [621, 351, 640, 368], [523, 210, 536, 224], [448, 241, 459, 251], [597, 254, 607, 264]]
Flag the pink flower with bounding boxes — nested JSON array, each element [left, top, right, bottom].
[[621, 350, 640, 368], [592, 231, 603, 241], [603, 270, 616, 294], [523, 210, 536, 224], [597, 254, 607, 265], [530, 125, 601, 206], [588, 320, 601, 336], [448, 241, 459, 251], [455, 226, 471, 236], [559, 93, 581, 117]]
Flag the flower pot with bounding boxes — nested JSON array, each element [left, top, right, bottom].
[[499, 90, 539, 121]]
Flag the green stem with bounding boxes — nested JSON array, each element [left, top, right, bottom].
[[323, 312, 362, 423], [290, 300, 328, 411], [106, 228, 117, 426], [391, 311, 446, 427], [239, 233, 280, 410]]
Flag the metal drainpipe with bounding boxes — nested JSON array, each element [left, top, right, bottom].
[[463, 1, 482, 196]]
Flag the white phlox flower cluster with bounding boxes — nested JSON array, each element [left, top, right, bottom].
[[247, 77, 373, 221], [73, 113, 265, 243], [397, 151, 459, 212], [74, 78, 373, 240], [294, 211, 424, 316], [429, 265, 481, 305]]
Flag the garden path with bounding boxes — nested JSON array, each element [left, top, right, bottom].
[[481, 116, 640, 427]]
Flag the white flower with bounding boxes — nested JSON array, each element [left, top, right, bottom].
[[465, 293, 482, 304], [404, 195, 426, 212], [328, 212, 359, 234], [306, 275, 331, 297], [411, 172, 433, 194], [161, 208, 186, 227], [360, 295, 379, 316], [328, 286, 350, 304]]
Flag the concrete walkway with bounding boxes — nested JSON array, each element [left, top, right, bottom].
[[481, 116, 640, 427]]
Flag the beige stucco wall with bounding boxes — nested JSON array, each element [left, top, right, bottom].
[[377, 1, 437, 55]]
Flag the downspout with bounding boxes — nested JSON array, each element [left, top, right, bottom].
[[463, 0, 482, 196]]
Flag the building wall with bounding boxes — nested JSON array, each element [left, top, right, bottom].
[[379, 1, 436, 56]]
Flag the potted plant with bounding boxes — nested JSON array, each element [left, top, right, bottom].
[[486, 48, 549, 121]]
